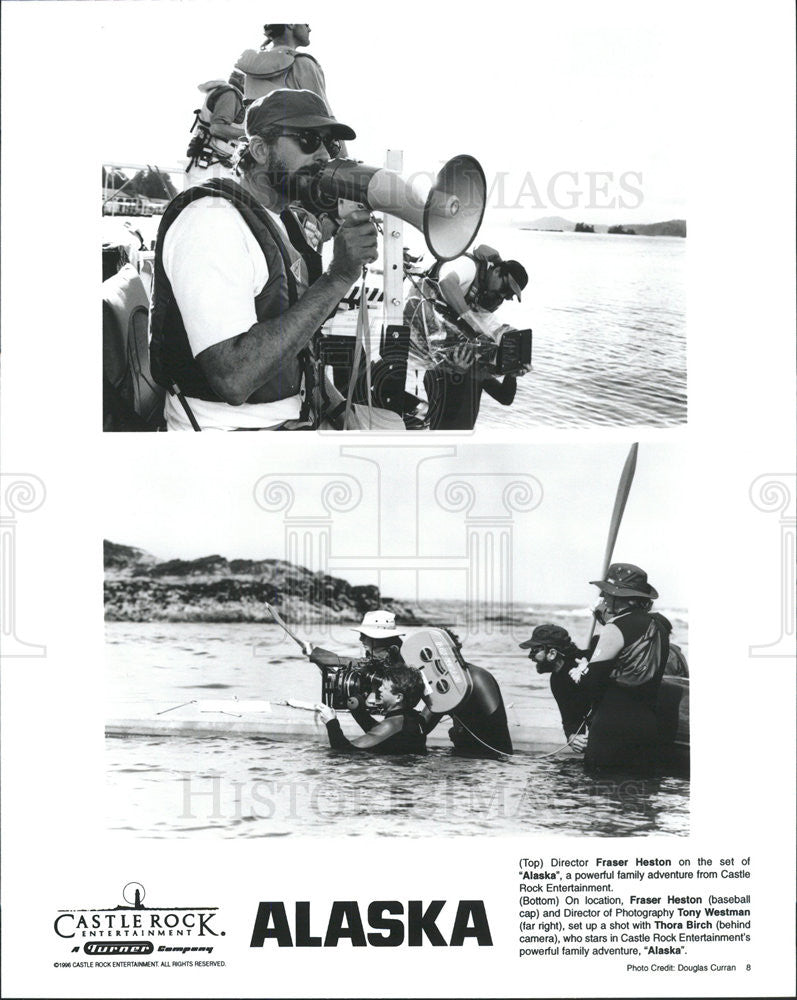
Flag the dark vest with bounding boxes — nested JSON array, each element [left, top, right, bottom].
[[150, 179, 318, 404]]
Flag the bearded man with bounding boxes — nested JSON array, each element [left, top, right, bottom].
[[150, 89, 375, 430]]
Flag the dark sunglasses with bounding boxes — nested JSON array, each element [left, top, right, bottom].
[[281, 130, 341, 157]]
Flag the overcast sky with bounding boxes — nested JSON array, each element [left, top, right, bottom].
[[102, 440, 687, 608], [36, 0, 690, 225]]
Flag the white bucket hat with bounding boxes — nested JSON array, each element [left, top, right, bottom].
[[350, 610, 405, 640]]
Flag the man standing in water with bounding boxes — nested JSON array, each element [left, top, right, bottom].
[[519, 624, 591, 750], [318, 655, 427, 755], [417, 630, 513, 757], [570, 563, 671, 771], [310, 617, 512, 757]]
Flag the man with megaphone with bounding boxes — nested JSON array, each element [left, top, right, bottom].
[[149, 89, 380, 431]]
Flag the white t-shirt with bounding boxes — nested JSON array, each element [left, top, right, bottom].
[[161, 196, 302, 430], [438, 255, 478, 297], [437, 255, 504, 340]]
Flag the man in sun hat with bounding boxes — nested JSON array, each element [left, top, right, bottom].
[[308, 609, 406, 673], [150, 88, 376, 431], [569, 562, 672, 771], [519, 624, 592, 749]]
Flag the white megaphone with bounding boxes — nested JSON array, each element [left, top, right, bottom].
[[304, 154, 487, 261]]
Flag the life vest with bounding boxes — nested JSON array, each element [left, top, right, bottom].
[[149, 179, 317, 412], [610, 612, 671, 688], [427, 251, 494, 310], [234, 47, 324, 103], [187, 83, 245, 167]]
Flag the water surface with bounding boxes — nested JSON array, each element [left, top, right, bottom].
[[107, 612, 689, 838]]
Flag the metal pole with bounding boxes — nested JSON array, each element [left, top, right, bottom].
[[382, 149, 404, 328]]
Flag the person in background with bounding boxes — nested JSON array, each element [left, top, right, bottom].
[[185, 72, 246, 186], [519, 624, 592, 751], [570, 563, 671, 772], [235, 22, 345, 155], [308, 609, 405, 672]]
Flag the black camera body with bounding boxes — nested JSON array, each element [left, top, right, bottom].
[[321, 659, 387, 709], [494, 328, 532, 375]]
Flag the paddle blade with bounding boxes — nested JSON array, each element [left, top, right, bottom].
[[600, 443, 638, 576]]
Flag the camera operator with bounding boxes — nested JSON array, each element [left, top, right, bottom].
[[425, 342, 526, 430], [317, 653, 427, 754], [418, 245, 530, 429]]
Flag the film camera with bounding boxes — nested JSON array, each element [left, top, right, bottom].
[[481, 327, 533, 376], [320, 658, 387, 710]]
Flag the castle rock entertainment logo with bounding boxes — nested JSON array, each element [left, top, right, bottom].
[[53, 882, 225, 964]]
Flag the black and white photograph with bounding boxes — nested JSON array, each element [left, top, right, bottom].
[[2, 1, 796, 998], [101, 7, 686, 432], [104, 442, 689, 837]]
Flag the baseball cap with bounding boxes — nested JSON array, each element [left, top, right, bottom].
[[499, 260, 529, 301], [245, 88, 356, 140], [519, 623, 573, 651]]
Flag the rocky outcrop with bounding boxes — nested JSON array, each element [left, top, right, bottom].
[[104, 541, 422, 624]]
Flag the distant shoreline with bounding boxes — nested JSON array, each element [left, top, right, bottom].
[[517, 217, 686, 238], [520, 228, 686, 238]]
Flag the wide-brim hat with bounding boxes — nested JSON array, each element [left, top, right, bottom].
[[590, 562, 658, 599], [244, 88, 356, 140], [519, 623, 572, 651], [349, 610, 405, 640]]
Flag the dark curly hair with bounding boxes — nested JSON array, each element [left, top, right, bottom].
[[384, 664, 425, 709]]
